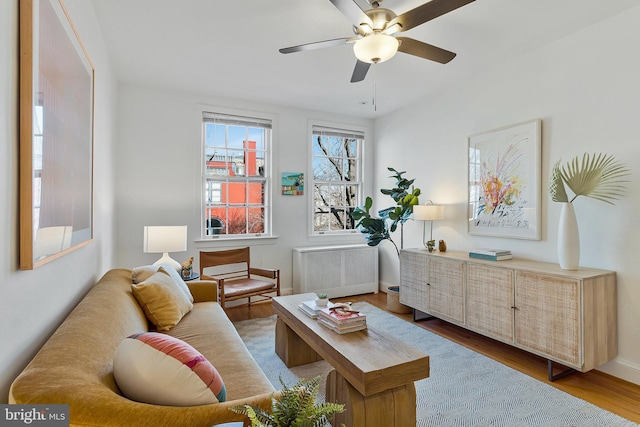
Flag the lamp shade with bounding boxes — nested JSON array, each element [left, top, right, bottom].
[[413, 204, 445, 221], [353, 33, 399, 64], [143, 226, 188, 253]]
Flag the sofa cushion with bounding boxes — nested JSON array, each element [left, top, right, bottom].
[[114, 332, 226, 406], [131, 271, 193, 331], [132, 264, 194, 303]]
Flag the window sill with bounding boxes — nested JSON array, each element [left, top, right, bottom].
[[194, 235, 278, 248]]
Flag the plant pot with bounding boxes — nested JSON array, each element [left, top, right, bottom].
[[315, 298, 328, 307], [386, 286, 412, 314]]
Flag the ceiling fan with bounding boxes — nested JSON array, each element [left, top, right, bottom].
[[279, 0, 475, 83]]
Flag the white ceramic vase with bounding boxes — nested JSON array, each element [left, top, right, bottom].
[[558, 202, 580, 270]]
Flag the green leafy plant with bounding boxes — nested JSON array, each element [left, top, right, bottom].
[[316, 293, 328, 300], [231, 376, 344, 427], [351, 167, 420, 256], [549, 153, 629, 204]]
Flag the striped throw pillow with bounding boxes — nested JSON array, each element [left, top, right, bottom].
[[114, 332, 226, 406]]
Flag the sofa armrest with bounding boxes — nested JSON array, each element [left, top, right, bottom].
[[186, 280, 218, 303]]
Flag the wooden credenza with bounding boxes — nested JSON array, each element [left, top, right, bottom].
[[399, 249, 617, 379]]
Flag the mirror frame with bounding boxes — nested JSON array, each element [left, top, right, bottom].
[[19, 0, 95, 270]]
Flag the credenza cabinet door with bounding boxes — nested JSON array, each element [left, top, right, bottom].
[[399, 250, 429, 312], [514, 271, 581, 367], [466, 263, 515, 343], [428, 257, 465, 324]]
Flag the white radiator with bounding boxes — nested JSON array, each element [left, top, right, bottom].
[[292, 244, 379, 298]]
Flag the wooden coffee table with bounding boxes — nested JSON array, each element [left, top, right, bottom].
[[272, 293, 430, 427]]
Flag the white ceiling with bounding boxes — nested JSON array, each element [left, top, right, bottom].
[[90, 0, 638, 118]]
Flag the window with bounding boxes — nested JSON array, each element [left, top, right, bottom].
[[202, 112, 271, 238], [311, 125, 364, 234]]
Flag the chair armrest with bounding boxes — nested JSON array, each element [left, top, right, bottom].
[[249, 268, 279, 279], [186, 279, 218, 303]]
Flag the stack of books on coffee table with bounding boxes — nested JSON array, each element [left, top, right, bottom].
[[298, 300, 335, 319], [469, 248, 513, 261], [317, 306, 367, 334]]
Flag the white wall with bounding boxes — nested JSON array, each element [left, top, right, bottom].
[[114, 84, 374, 292], [373, 6, 640, 385], [0, 0, 118, 402]]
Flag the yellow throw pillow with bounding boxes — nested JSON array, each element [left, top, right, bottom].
[[131, 271, 193, 331], [132, 264, 194, 303], [158, 266, 194, 303], [131, 265, 158, 284]]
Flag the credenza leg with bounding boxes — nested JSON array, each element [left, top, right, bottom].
[[326, 369, 417, 427], [413, 309, 435, 322], [548, 360, 576, 381]]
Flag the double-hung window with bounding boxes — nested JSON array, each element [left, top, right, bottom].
[[311, 125, 364, 234], [202, 111, 271, 238]]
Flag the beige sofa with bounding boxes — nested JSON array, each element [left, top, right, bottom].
[[9, 268, 276, 427]]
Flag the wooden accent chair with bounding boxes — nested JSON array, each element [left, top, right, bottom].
[[199, 247, 280, 309]]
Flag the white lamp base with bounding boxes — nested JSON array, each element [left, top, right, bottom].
[[153, 253, 181, 271]]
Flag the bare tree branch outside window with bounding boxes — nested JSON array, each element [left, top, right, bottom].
[[312, 128, 363, 234]]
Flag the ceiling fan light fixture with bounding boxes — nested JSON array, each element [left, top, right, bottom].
[[383, 22, 402, 35], [353, 33, 399, 64]]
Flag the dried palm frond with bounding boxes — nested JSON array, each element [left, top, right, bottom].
[[549, 153, 630, 205], [548, 160, 569, 203]]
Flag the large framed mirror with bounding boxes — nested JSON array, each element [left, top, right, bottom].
[[19, 0, 94, 270]]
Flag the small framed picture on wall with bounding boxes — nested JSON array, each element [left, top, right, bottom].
[[282, 172, 304, 195]]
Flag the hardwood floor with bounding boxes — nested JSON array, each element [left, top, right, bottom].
[[227, 292, 640, 424]]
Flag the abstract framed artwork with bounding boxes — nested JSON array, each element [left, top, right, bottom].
[[19, 0, 95, 269], [468, 119, 541, 240]]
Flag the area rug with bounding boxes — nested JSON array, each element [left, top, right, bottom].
[[233, 302, 637, 427]]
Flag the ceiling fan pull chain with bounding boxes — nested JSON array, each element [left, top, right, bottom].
[[373, 62, 377, 111]]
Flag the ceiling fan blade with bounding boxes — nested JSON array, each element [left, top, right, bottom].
[[328, 0, 373, 27], [279, 37, 355, 54], [397, 37, 456, 64], [394, 0, 475, 33], [350, 60, 371, 83]]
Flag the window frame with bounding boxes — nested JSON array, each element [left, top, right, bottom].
[[309, 121, 365, 236], [201, 109, 273, 240]]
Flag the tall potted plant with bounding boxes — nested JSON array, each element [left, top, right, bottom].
[[351, 167, 421, 256], [549, 152, 629, 270], [351, 168, 420, 314]]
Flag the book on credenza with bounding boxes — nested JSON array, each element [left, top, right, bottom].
[[469, 248, 512, 256], [298, 300, 335, 319], [468, 252, 513, 261]]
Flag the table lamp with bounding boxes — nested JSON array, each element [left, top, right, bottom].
[[143, 226, 187, 270], [412, 201, 444, 249]]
